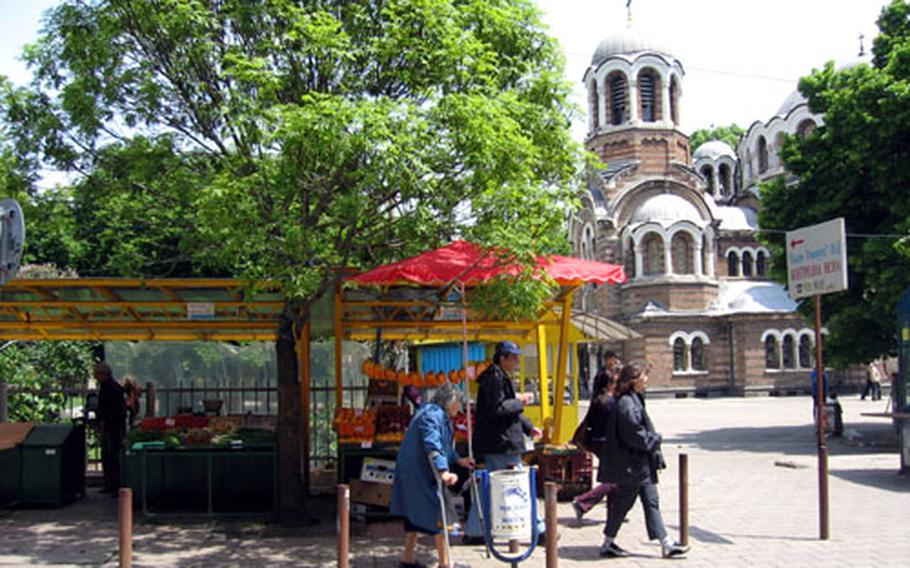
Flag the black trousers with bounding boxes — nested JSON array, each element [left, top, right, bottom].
[[861, 380, 882, 400], [101, 425, 125, 491], [604, 479, 668, 541]]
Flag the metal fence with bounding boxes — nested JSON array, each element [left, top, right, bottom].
[[3, 380, 368, 475]]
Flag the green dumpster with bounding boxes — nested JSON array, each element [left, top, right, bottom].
[[0, 446, 21, 505], [20, 424, 86, 507], [0, 423, 34, 506]]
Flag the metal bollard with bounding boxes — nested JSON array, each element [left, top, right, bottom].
[[544, 482, 558, 568], [338, 484, 350, 568], [118, 488, 132, 568], [679, 454, 688, 547]]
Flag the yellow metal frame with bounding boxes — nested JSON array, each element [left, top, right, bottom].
[[337, 284, 583, 444], [0, 278, 284, 341]]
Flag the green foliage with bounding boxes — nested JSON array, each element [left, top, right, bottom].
[[758, 0, 910, 366], [469, 269, 555, 321], [5, 0, 582, 315], [689, 124, 746, 152], [0, 341, 96, 422]]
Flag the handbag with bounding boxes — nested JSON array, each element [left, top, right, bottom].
[[571, 413, 593, 452]]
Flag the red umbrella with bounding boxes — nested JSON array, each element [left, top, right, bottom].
[[346, 240, 626, 286]]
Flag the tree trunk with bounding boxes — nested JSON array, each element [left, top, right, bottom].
[[276, 313, 302, 520]]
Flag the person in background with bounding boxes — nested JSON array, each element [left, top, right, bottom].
[[861, 360, 884, 401], [95, 362, 126, 496], [599, 363, 688, 559], [463, 340, 542, 545], [571, 352, 621, 521], [122, 376, 141, 427], [391, 383, 474, 568], [592, 351, 622, 394]]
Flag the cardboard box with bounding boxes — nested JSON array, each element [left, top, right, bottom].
[[360, 457, 396, 485], [350, 479, 393, 507]]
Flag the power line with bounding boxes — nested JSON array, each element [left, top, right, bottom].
[[755, 228, 907, 240], [560, 50, 800, 84]]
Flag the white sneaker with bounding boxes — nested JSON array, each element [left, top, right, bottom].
[[661, 542, 689, 558]]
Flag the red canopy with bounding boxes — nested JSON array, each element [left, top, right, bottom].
[[346, 240, 626, 287]]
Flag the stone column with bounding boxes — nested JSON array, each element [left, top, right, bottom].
[[598, 77, 608, 129], [634, 242, 644, 277], [628, 80, 639, 123], [694, 243, 704, 276], [663, 237, 672, 275]]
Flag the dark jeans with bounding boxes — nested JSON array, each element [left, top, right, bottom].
[[573, 482, 615, 513], [861, 381, 882, 401], [101, 425, 125, 491], [604, 480, 668, 541]]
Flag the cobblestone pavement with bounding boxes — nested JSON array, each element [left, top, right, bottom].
[[1, 395, 907, 567]]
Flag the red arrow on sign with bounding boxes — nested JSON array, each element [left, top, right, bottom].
[[790, 239, 804, 248]]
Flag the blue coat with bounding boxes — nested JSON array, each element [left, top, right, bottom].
[[390, 403, 461, 533], [600, 392, 662, 486]]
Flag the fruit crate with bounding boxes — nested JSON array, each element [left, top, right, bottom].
[[530, 447, 592, 502]]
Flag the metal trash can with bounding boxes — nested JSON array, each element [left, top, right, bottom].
[[20, 424, 86, 507]]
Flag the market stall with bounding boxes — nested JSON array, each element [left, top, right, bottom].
[[333, 241, 626, 508], [0, 278, 288, 515]]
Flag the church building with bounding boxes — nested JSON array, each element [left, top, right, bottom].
[[567, 25, 853, 394]]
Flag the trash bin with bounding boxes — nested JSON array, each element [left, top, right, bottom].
[[0, 423, 34, 506], [20, 423, 86, 507]]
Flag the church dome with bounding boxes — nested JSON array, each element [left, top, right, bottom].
[[693, 140, 736, 161], [630, 194, 702, 224], [591, 27, 675, 66], [775, 90, 807, 118]]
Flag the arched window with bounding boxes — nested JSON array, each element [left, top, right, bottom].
[[765, 336, 780, 369], [756, 250, 767, 276], [718, 163, 732, 195], [797, 119, 817, 137], [700, 165, 715, 195], [690, 337, 706, 371], [624, 237, 636, 278], [673, 337, 688, 372], [798, 335, 812, 368], [727, 250, 739, 277], [609, 73, 628, 126], [782, 335, 795, 369], [590, 81, 600, 130], [669, 77, 679, 126], [642, 233, 664, 275], [638, 70, 660, 122], [742, 251, 753, 277], [757, 136, 769, 174], [671, 233, 694, 275]]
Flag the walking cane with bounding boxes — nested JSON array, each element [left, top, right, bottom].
[[429, 454, 471, 568]]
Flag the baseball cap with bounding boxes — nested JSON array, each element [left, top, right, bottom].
[[495, 341, 521, 356]]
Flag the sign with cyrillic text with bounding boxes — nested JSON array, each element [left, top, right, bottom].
[[786, 218, 848, 299]]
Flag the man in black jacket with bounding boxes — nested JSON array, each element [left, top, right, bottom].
[[463, 341, 541, 543], [96, 362, 126, 495]]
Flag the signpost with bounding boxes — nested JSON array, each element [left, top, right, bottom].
[[786, 217, 848, 541]]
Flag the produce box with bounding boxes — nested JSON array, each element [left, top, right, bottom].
[[350, 478, 392, 507], [360, 457, 396, 484], [367, 379, 399, 398]]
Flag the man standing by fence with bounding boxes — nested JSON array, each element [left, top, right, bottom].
[[96, 362, 126, 496]]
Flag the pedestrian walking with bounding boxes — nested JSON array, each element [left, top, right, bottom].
[[599, 362, 688, 559], [571, 352, 621, 521], [390, 383, 474, 568]]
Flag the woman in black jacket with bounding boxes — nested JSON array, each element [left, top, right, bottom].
[[598, 363, 688, 559]]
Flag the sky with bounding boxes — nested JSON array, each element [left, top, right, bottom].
[[0, 0, 890, 145]]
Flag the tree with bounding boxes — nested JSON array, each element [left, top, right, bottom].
[[10, 0, 582, 513], [759, 0, 910, 367], [689, 124, 745, 152]]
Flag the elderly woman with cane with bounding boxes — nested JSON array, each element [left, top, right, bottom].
[[391, 383, 475, 568]]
